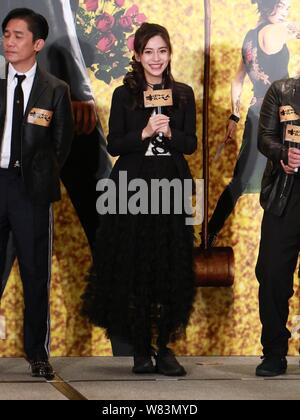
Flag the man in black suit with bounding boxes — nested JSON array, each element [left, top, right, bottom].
[[0, 0, 112, 290], [0, 0, 132, 357], [0, 8, 74, 377]]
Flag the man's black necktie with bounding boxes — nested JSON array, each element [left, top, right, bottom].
[[9, 74, 26, 169]]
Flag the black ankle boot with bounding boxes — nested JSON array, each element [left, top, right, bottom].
[[256, 356, 287, 377], [132, 353, 156, 374], [155, 348, 186, 376]]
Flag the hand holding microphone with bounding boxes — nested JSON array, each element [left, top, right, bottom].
[[288, 147, 300, 173], [142, 114, 170, 139], [142, 84, 173, 140], [280, 148, 300, 175], [284, 125, 300, 174]]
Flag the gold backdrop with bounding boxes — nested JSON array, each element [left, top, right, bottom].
[[0, 0, 299, 357]]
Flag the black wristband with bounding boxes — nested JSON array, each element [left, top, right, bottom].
[[229, 114, 240, 123]]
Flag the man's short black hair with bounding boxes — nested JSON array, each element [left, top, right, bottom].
[[2, 8, 49, 41]]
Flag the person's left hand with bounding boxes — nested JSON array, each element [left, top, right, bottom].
[[72, 100, 97, 135]]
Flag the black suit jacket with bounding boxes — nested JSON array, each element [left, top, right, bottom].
[[0, 66, 74, 203], [107, 82, 197, 185]]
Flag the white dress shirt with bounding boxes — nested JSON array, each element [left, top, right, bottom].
[[0, 62, 37, 168]]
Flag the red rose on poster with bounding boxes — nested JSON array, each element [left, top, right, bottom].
[[115, 0, 125, 6], [135, 13, 147, 24], [125, 5, 146, 25], [125, 5, 139, 18], [84, 0, 99, 12], [97, 33, 117, 52], [96, 13, 115, 33], [78, 0, 147, 83], [127, 34, 135, 51], [119, 15, 133, 30]]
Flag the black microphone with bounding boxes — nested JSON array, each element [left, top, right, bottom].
[[153, 84, 163, 138]]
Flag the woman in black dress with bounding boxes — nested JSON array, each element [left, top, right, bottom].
[[82, 23, 197, 376]]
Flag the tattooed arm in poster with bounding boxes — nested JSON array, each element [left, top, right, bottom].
[[224, 59, 247, 144]]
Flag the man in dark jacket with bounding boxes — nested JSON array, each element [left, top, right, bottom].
[[255, 77, 300, 377], [0, 0, 111, 283], [1, 1, 112, 239], [0, 8, 74, 378], [0, 0, 132, 358]]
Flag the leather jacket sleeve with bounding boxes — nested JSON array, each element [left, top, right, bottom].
[[258, 82, 289, 165], [258, 79, 296, 216], [52, 84, 74, 169]]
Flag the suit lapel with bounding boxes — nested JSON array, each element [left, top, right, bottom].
[[0, 79, 6, 117], [24, 66, 49, 121], [0, 63, 8, 124], [0, 77, 7, 144]]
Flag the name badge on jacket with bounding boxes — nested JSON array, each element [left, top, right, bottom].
[[279, 105, 300, 122], [27, 108, 53, 127]]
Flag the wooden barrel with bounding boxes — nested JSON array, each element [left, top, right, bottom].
[[194, 247, 234, 287]]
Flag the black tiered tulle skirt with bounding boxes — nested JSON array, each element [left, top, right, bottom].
[[82, 156, 196, 349]]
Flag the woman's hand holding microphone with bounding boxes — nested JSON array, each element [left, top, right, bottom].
[[142, 114, 171, 140]]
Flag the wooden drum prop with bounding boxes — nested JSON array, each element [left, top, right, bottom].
[[195, 0, 234, 287]]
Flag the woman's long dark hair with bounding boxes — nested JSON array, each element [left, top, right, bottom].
[[124, 23, 175, 108], [251, 0, 281, 20]]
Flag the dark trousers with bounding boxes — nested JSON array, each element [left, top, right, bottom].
[[0, 131, 130, 356], [0, 169, 52, 360], [0, 234, 14, 298], [255, 178, 300, 357]]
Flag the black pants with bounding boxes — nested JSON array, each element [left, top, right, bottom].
[[0, 131, 130, 356], [255, 178, 300, 357], [2, 125, 112, 274], [0, 169, 52, 360]]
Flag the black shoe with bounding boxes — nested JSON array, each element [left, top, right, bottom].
[[132, 354, 156, 374], [155, 348, 186, 376], [256, 356, 287, 377], [29, 359, 55, 379]]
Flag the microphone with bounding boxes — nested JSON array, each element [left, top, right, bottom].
[[153, 84, 163, 138], [143, 84, 173, 139], [284, 124, 300, 173]]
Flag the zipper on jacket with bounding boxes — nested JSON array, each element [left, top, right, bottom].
[[280, 174, 289, 199]]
